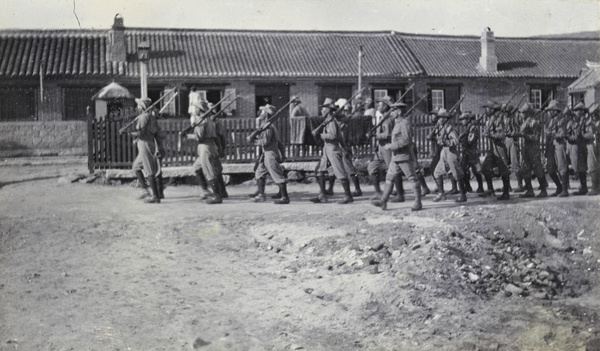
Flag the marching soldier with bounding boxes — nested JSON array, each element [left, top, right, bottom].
[[371, 102, 422, 211], [248, 104, 290, 204], [427, 110, 459, 195], [458, 111, 484, 193], [480, 101, 512, 200], [129, 97, 163, 204], [209, 103, 229, 199], [311, 98, 353, 204], [367, 96, 403, 201], [582, 106, 599, 195], [567, 102, 589, 195], [515, 103, 548, 198], [543, 100, 565, 196], [503, 103, 524, 192], [432, 109, 467, 203], [336, 100, 362, 196], [188, 100, 223, 204]]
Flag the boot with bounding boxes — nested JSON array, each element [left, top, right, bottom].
[[536, 176, 548, 198], [479, 174, 495, 197], [390, 174, 405, 203], [432, 177, 446, 202], [271, 189, 282, 199], [573, 172, 588, 195], [520, 178, 535, 198], [448, 174, 459, 195], [217, 174, 228, 198], [588, 173, 599, 196], [135, 170, 151, 200], [549, 173, 562, 197], [196, 170, 212, 199], [338, 178, 354, 204], [371, 181, 393, 210], [156, 175, 165, 199], [206, 180, 223, 204], [325, 175, 335, 196], [514, 175, 525, 192], [411, 181, 423, 211], [351, 174, 363, 197], [144, 176, 161, 203], [274, 183, 290, 204], [418, 173, 431, 196], [252, 178, 266, 202], [474, 173, 484, 193], [464, 178, 473, 193], [370, 173, 382, 200], [497, 176, 511, 200], [455, 178, 467, 203], [558, 174, 569, 197], [310, 175, 328, 203]]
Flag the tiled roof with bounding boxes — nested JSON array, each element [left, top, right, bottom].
[[0, 28, 423, 78], [400, 34, 600, 78], [0, 30, 125, 77], [568, 67, 600, 92]]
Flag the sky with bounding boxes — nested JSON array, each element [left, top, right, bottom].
[[0, 0, 599, 37]]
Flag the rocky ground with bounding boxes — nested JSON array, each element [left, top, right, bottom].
[[0, 161, 599, 351]]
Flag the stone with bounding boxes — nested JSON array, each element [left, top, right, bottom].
[[468, 273, 479, 282], [287, 170, 304, 181], [505, 284, 523, 295]]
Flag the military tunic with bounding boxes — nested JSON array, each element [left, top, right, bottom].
[[504, 111, 523, 175], [566, 118, 588, 173], [434, 123, 464, 180], [191, 117, 219, 181], [519, 115, 546, 181], [131, 112, 160, 178], [552, 114, 570, 176], [316, 116, 348, 179], [481, 112, 510, 177], [385, 112, 417, 183], [367, 112, 393, 176], [460, 122, 482, 173], [253, 123, 286, 184]]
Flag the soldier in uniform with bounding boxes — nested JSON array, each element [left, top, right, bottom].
[[336, 100, 362, 196], [427, 110, 459, 195], [367, 96, 402, 201], [503, 103, 524, 192], [188, 100, 222, 204], [209, 103, 229, 199], [567, 102, 589, 195], [480, 101, 512, 200], [248, 104, 290, 204], [515, 103, 548, 197], [129, 97, 163, 203], [543, 100, 565, 196], [311, 98, 353, 204], [582, 106, 599, 195], [458, 111, 484, 193], [432, 109, 467, 203], [371, 102, 422, 211]]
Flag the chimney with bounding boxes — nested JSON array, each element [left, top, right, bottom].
[[108, 14, 126, 63], [479, 27, 498, 73]]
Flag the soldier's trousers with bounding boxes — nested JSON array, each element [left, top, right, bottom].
[[434, 147, 463, 179], [567, 142, 588, 173], [460, 149, 482, 174], [316, 142, 348, 179], [587, 143, 598, 174], [255, 151, 286, 184], [367, 145, 391, 176], [545, 140, 558, 175], [193, 142, 219, 181], [132, 140, 159, 178], [554, 140, 569, 176], [520, 143, 545, 181], [481, 143, 510, 178], [505, 137, 521, 175]]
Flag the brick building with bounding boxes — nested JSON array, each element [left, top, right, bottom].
[[1, 16, 599, 158]]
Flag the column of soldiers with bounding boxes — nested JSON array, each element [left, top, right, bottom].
[[126, 94, 600, 207]]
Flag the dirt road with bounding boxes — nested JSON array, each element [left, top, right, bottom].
[[1, 163, 599, 350]]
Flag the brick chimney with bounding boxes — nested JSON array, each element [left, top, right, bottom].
[[108, 14, 126, 63], [479, 27, 498, 72]]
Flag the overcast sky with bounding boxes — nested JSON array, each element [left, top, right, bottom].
[[1, 0, 598, 37]]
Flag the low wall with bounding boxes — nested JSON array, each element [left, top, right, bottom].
[[0, 121, 88, 157]]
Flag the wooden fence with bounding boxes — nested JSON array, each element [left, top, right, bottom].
[[88, 114, 550, 173]]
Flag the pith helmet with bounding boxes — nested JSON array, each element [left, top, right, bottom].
[[545, 100, 561, 112], [459, 112, 474, 120], [518, 102, 535, 114], [135, 97, 152, 110], [482, 101, 501, 110], [379, 95, 394, 107], [436, 108, 450, 118], [320, 98, 337, 109], [573, 102, 588, 112]]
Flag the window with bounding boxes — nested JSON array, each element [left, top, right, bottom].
[[63, 87, 100, 120], [427, 85, 461, 112], [570, 93, 585, 107], [370, 86, 414, 107], [374, 89, 388, 102], [431, 89, 444, 111], [0, 88, 36, 121], [528, 85, 555, 109]]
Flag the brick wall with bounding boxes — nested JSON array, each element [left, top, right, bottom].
[[0, 121, 87, 157]]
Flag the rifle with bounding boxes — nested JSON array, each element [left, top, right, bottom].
[[311, 87, 367, 137], [366, 92, 428, 137], [177, 94, 239, 151], [115, 88, 177, 127], [247, 96, 299, 142], [501, 89, 522, 112]]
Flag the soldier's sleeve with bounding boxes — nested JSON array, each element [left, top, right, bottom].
[[447, 128, 459, 147], [320, 121, 338, 141], [583, 122, 596, 141], [254, 128, 273, 146]]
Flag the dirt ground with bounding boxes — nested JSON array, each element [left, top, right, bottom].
[[1, 162, 599, 351]]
